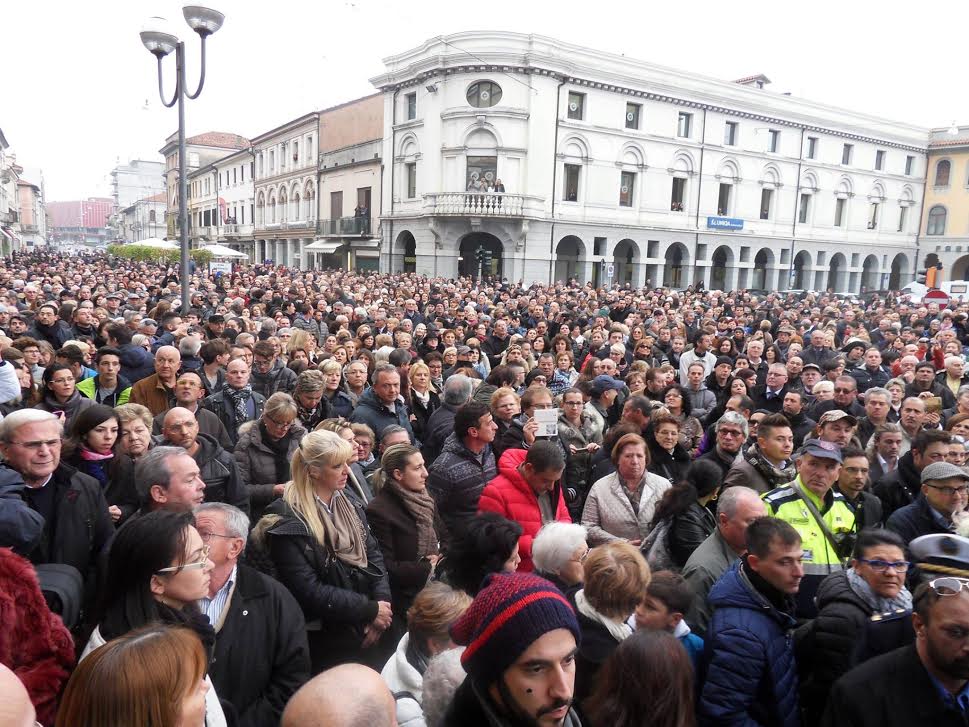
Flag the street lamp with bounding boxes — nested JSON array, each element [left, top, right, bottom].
[[140, 6, 224, 313]]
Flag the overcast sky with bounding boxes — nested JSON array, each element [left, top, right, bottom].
[[6, 0, 965, 201]]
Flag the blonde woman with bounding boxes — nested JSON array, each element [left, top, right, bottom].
[[409, 361, 441, 443], [320, 359, 354, 418], [265, 429, 392, 672], [287, 329, 315, 365]]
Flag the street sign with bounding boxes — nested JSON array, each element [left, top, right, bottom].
[[606, 263, 615, 279], [706, 216, 745, 231], [924, 289, 950, 301]]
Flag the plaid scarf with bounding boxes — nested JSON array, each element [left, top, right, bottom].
[[226, 384, 253, 425]]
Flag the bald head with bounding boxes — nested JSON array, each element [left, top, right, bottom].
[[0, 664, 35, 727], [162, 406, 199, 448], [283, 664, 396, 727]]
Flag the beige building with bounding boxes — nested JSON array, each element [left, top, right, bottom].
[[252, 113, 319, 267], [160, 131, 249, 240], [922, 127, 969, 280], [306, 94, 383, 271]]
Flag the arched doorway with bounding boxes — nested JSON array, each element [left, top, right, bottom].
[[555, 236, 585, 284], [459, 232, 504, 278], [613, 239, 640, 286], [951, 255, 969, 281], [752, 249, 773, 290], [711, 245, 732, 291], [664, 243, 689, 288], [889, 253, 909, 290], [395, 230, 416, 273], [829, 253, 847, 292], [792, 250, 811, 289], [861, 255, 879, 292]]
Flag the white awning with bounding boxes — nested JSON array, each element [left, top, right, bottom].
[[0, 228, 12, 242], [350, 239, 381, 250], [305, 240, 345, 253]]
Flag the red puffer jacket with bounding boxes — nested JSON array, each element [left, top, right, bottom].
[[477, 449, 571, 572]]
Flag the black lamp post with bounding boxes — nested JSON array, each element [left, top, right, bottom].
[[140, 6, 224, 313]]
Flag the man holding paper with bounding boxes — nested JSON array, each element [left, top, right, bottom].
[[478, 441, 572, 573]]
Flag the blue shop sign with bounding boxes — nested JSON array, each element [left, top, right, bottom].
[[707, 216, 744, 231]]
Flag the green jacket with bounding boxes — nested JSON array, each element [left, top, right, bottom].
[[76, 375, 131, 408]]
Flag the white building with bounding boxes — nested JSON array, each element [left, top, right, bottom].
[[119, 193, 167, 242], [252, 113, 318, 267], [371, 32, 929, 292], [187, 149, 255, 255], [111, 159, 166, 210]]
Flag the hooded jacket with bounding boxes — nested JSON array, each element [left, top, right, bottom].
[[349, 387, 415, 445], [698, 561, 800, 727], [117, 342, 155, 384], [477, 448, 571, 572]]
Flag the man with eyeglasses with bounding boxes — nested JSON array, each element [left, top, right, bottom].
[[809, 375, 866, 422], [194, 502, 309, 727], [887, 462, 969, 546], [697, 412, 748, 479], [150, 370, 232, 451], [824, 567, 969, 727], [0, 409, 113, 608], [875, 429, 952, 522], [159, 407, 250, 516]]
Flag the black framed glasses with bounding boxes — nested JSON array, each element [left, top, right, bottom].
[[925, 483, 969, 497]]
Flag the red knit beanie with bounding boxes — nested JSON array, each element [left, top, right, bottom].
[[449, 572, 580, 687]]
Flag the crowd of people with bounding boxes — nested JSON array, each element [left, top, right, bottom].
[[4, 247, 969, 726]]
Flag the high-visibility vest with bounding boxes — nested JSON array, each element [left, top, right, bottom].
[[763, 477, 856, 576]]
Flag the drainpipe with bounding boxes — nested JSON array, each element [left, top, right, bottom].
[[548, 77, 567, 285], [387, 88, 400, 273], [788, 127, 806, 289], [693, 108, 707, 288], [912, 157, 929, 287]]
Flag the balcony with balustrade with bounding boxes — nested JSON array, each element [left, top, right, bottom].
[[422, 192, 544, 218]]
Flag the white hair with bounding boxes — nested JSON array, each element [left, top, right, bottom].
[[531, 522, 588, 575], [0, 409, 61, 443], [194, 502, 250, 547]]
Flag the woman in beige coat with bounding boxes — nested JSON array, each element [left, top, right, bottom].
[[581, 433, 672, 546]]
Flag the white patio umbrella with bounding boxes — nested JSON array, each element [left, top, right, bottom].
[[202, 243, 249, 259], [131, 238, 179, 250]]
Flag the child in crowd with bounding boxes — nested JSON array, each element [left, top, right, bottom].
[[629, 570, 704, 668]]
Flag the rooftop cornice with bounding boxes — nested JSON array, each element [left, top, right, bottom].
[[370, 32, 929, 152]]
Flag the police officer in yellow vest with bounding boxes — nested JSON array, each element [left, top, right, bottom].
[[763, 438, 856, 619]]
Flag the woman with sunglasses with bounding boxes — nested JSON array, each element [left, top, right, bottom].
[[82, 510, 226, 726], [797, 528, 911, 725]]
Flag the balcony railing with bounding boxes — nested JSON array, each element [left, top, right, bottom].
[[318, 216, 372, 237], [21, 224, 39, 234], [423, 192, 542, 217], [222, 223, 253, 237]]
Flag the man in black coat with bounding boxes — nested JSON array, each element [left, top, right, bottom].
[[886, 462, 969, 545], [835, 446, 883, 529], [195, 503, 309, 727], [0, 410, 114, 610], [821, 581, 969, 727], [875, 430, 952, 523]]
